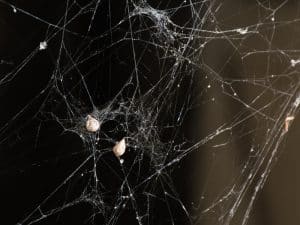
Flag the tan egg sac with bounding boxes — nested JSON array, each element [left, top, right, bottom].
[[113, 138, 126, 158], [85, 115, 101, 132], [284, 116, 294, 132]]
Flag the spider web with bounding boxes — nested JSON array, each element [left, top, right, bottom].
[[0, 0, 299, 225]]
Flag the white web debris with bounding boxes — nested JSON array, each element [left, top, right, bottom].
[[39, 41, 47, 50], [236, 27, 248, 34], [294, 95, 300, 107], [290, 59, 300, 67]]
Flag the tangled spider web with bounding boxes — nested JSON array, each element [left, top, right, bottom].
[[0, 0, 299, 224]]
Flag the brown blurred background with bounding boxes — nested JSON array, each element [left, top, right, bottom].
[[189, 1, 300, 224]]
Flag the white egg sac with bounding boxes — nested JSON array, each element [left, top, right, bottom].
[[113, 138, 126, 158]]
